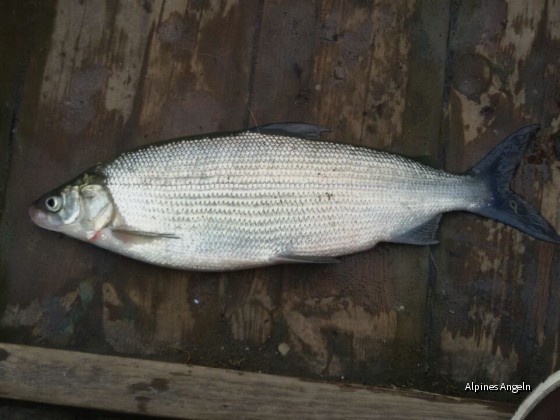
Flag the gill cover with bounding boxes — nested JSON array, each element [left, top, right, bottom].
[[30, 173, 114, 238]]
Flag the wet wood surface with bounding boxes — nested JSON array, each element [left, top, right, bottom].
[[0, 0, 559, 412]]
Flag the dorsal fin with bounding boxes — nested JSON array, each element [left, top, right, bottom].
[[250, 123, 330, 140]]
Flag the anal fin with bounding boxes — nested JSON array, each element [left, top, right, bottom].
[[274, 254, 339, 264], [390, 215, 442, 245]]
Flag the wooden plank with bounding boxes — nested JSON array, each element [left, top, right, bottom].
[[0, 0, 260, 354], [432, 0, 560, 400], [243, 0, 451, 383], [6, 0, 557, 404], [0, 1, 56, 314], [0, 0, 57, 343], [0, 0, 33, 218], [0, 0, 453, 391], [0, 343, 514, 419]]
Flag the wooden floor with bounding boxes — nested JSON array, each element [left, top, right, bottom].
[[1, 0, 559, 414]]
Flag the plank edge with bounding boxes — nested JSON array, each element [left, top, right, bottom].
[[0, 343, 515, 419]]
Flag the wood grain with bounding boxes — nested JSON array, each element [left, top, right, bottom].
[[0, 0, 260, 353], [245, 0, 451, 382], [0, 343, 514, 419], [432, 0, 560, 397], [0, 0, 452, 388], [0, 0, 559, 409]]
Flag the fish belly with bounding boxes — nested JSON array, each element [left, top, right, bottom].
[[100, 132, 484, 270]]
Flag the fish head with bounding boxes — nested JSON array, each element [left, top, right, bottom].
[[29, 173, 114, 241]]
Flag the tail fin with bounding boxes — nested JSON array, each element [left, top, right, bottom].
[[469, 125, 560, 243]]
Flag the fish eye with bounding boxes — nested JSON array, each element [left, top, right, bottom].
[[45, 195, 63, 213]]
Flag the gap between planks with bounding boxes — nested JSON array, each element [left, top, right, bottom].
[[0, 343, 514, 419]]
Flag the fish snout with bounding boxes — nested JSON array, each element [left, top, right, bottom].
[[28, 202, 60, 231], [28, 203, 47, 227]]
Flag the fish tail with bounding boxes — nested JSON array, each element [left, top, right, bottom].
[[468, 125, 560, 243]]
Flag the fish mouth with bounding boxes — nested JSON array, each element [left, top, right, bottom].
[[28, 204, 57, 231]]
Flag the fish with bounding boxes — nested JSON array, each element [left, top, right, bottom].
[[29, 123, 560, 271]]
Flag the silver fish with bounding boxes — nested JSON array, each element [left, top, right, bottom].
[[29, 123, 560, 271]]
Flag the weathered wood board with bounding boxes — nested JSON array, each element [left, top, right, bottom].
[[0, 0, 559, 412], [431, 0, 560, 399], [0, 343, 515, 419], [0, 0, 449, 387]]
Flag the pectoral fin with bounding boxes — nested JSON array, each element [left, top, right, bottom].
[[252, 123, 330, 140], [274, 254, 339, 264], [390, 215, 441, 245], [111, 228, 180, 243]]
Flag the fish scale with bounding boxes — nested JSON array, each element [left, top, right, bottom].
[[97, 130, 481, 270], [30, 124, 560, 271]]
